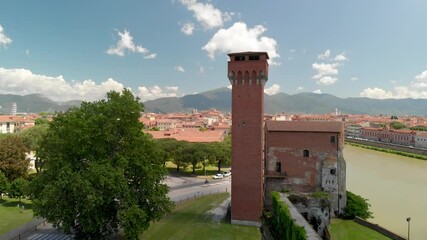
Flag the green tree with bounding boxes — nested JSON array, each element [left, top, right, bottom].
[[390, 121, 406, 130], [210, 136, 231, 172], [343, 191, 373, 219], [0, 171, 9, 199], [34, 118, 49, 125], [17, 124, 49, 174], [9, 177, 29, 202], [29, 89, 173, 239], [0, 135, 29, 181]]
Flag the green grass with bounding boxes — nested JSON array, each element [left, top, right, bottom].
[[0, 196, 34, 234], [166, 161, 231, 179], [329, 219, 391, 240], [141, 193, 260, 240]]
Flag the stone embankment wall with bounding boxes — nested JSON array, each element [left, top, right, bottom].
[[345, 138, 427, 156], [354, 217, 405, 240]]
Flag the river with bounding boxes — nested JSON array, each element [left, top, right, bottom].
[[344, 145, 427, 240]]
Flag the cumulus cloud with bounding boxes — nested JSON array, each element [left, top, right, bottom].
[[137, 85, 181, 101], [264, 84, 281, 95], [313, 89, 322, 94], [0, 67, 124, 102], [181, 22, 195, 35], [175, 66, 185, 72], [107, 29, 156, 58], [296, 86, 305, 91], [334, 53, 348, 62], [312, 63, 339, 79], [318, 49, 330, 60], [317, 76, 338, 85], [0, 67, 184, 102], [360, 69, 427, 99], [0, 24, 12, 47], [179, 0, 233, 29], [202, 22, 280, 65]]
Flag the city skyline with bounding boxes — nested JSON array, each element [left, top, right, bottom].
[[1, 0, 427, 102]]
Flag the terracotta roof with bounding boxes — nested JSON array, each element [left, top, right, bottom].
[[265, 120, 343, 133], [146, 129, 226, 143]]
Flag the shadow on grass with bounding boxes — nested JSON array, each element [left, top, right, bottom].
[[0, 198, 33, 209]]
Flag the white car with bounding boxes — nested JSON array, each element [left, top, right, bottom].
[[222, 171, 231, 177], [213, 173, 224, 179]]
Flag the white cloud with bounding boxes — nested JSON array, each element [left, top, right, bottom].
[[296, 86, 305, 91], [360, 69, 427, 99], [312, 62, 339, 79], [317, 76, 338, 85], [181, 22, 195, 35], [318, 49, 330, 60], [107, 29, 156, 58], [264, 84, 281, 95], [25, 50, 30, 56], [137, 85, 181, 101], [334, 53, 348, 62], [175, 66, 185, 72], [199, 65, 205, 74], [351, 77, 358, 81], [0, 24, 12, 47], [179, 0, 232, 29], [415, 70, 427, 82], [289, 49, 296, 53], [313, 89, 322, 94], [227, 84, 232, 89], [0, 67, 124, 102], [202, 22, 280, 65], [143, 53, 157, 59]]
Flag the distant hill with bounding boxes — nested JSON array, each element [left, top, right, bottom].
[[144, 87, 427, 116], [2, 89, 426, 116], [0, 93, 81, 114]]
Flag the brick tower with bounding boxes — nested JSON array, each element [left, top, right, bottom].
[[227, 52, 269, 226]]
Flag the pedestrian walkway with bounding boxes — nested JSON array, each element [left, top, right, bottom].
[[22, 223, 70, 240]]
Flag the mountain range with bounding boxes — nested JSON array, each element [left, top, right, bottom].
[[144, 87, 427, 116], [1, 88, 426, 116]]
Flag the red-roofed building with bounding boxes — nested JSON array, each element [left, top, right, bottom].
[[146, 128, 226, 143]]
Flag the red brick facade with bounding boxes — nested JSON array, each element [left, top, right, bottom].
[[228, 52, 269, 226]]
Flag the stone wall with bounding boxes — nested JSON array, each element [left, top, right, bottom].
[[354, 217, 406, 240], [346, 138, 427, 155]]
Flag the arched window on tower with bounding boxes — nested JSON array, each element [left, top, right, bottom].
[[303, 149, 309, 157]]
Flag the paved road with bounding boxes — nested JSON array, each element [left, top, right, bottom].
[[20, 175, 231, 239]]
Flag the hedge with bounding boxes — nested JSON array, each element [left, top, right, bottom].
[[267, 191, 306, 240]]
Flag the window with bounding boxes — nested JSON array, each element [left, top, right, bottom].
[[235, 56, 245, 61], [249, 55, 260, 60], [276, 162, 281, 173], [330, 136, 336, 143], [330, 168, 336, 175], [303, 150, 309, 157]]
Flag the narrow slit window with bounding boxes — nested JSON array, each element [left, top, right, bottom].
[[276, 162, 281, 173], [330, 136, 336, 143]]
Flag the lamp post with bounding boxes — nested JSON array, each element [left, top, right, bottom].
[[204, 158, 208, 184], [406, 217, 411, 240]]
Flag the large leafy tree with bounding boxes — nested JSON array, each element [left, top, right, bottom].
[[0, 135, 29, 181], [29, 89, 173, 239], [9, 177, 29, 202]]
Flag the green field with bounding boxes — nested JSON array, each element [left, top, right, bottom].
[[0, 196, 34, 234], [166, 161, 231, 179], [141, 193, 260, 240], [329, 219, 391, 240]]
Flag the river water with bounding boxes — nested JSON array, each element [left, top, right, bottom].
[[344, 145, 427, 240]]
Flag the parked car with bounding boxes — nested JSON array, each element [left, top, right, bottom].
[[213, 173, 224, 179], [222, 171, 231, 177]]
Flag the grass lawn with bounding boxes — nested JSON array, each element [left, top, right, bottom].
[[141, 193, 260, 240], [166, 161, 231, 179], [329, 218, 391, 240], [0, 196, 34, 234]]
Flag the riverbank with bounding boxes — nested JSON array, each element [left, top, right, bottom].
[[345, 139, 427, 160]]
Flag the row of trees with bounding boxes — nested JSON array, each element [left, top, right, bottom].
[[156, 135, 231, 174]]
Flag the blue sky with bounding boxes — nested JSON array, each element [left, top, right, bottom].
[[1, 0, 427, 102]]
